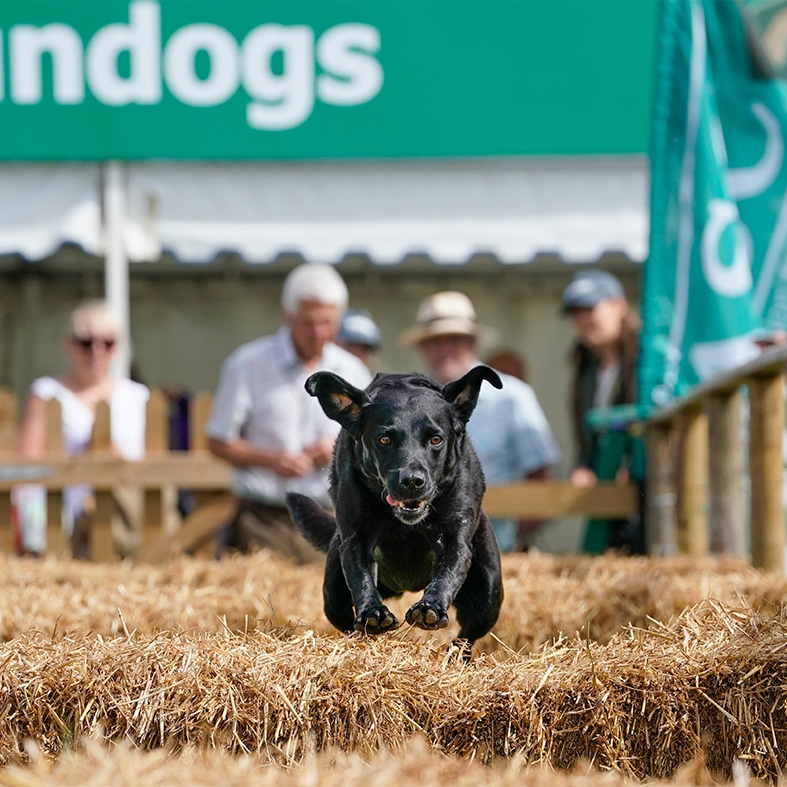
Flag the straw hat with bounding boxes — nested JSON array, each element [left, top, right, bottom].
[[399, 291, 498, 348]]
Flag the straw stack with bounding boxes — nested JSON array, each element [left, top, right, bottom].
[[0, 550, 785, 785]]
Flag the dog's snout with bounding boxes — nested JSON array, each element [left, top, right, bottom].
[[399, 472, 426, 493]]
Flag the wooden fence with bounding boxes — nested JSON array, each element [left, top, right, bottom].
[[0, 388, 233, 561], [0, 386, 637, 562], [2, 344, 786, 571], [643, 343, 787, 572]]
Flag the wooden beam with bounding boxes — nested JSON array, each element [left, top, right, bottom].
[[649, 344, 787, 425], [0, 454, 233, 491], [482, 481, 636, 519], [133, 494, 235, 564], [0, 463, 639, 519]]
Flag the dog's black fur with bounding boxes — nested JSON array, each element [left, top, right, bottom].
[[286, 366, 504, 648]]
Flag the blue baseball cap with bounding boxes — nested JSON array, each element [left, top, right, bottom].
[[561, 270, 625, 313], [338, 309, 381, 349]]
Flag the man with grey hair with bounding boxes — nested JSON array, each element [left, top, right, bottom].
[[206, 263, 371, 560]]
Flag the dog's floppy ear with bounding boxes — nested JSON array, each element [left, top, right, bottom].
[[305, 371, 370, 439], [442, 365, 503, 425]]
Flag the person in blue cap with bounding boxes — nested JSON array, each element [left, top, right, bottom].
[[562, 269, 644, 554], [337, 308, 381, 368]]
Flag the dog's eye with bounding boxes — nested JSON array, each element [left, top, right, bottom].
[[430, 436, 443, 446], [379, 436, 391, 446]]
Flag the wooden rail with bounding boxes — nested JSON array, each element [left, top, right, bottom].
[[644, 344, 787, 572], [5, 341, 780, 568], [0, 388, 229, 561], [0, 385, 637, 561]]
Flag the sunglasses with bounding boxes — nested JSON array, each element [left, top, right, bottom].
[[72, 336, 116, 351]]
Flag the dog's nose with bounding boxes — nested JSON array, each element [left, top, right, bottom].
[[399, 473, 426, 494]]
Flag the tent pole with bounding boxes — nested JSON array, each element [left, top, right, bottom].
[[103, 160, 131, 378]]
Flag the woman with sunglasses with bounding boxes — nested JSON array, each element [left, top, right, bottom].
[[15, 299, 149, 557]]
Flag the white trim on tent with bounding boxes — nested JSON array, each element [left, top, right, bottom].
[[0, 163, 102, 260], [0, 157, 648, 267], [124, 157, 649, 265]]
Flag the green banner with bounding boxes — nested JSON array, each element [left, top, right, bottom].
[[0, 0, 657, 160], [640, 0, 787, 408]]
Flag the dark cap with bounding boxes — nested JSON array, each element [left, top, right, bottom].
[[338, 309, 381, 349], [561, 270, 625, 313]]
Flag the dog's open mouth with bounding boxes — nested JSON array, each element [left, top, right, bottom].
[[386, 494, 426, 511], [385, 493, 429, 522]]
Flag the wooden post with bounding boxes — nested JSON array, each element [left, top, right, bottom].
[[144, 389, 169, 453], [0, 492, 10, 555], [44, 398, 66, 556], [0, 387, 17, 554], [748, 374, 785, 573], [143, 389, 172, 537], [707, 390, 746, 557], [133, 493, 235, 564], [91, 401, 115, 561], [0, 386, 16, 452], [189, 391, 213, 452], [645, 421, 678, 555], [677, 406, 709, 556]]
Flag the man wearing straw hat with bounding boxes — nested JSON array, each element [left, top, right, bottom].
[[401, 291, 561, 553]]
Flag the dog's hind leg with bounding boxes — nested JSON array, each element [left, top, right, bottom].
[[452, 523, 504, 646]]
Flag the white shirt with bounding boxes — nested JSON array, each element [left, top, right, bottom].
[[29, 375, 149, 530], [467, 371, 562, 485], [593, 362, 621, 409], [31, 376, 149, 460], [206, 326, 372, 506]]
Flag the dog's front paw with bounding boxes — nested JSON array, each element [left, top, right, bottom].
[[406, 602, 449, 630], [354, 606, 399, 634]]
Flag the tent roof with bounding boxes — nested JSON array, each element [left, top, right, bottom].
[[0, 158, 649, 267]]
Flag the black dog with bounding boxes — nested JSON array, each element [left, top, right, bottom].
[[286, 366, 504, 649]]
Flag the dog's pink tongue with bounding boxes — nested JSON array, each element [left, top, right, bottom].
[[385, 494, 398, 506]]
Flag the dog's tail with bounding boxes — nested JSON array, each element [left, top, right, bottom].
[[285, 492, 336, 552]]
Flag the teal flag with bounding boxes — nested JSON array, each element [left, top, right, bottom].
[[640, 0, 787, 408]]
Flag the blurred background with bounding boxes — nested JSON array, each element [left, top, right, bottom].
[[3, 0, 787, 553], [0, 0, 659, 488]]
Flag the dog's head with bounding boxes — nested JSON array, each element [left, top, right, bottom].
[[306, 366, 502, 525]]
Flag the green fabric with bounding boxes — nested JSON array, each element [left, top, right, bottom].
[[0, 0, 657, 160], [582, 428, 634, 554], [640, 0, 787, 410]]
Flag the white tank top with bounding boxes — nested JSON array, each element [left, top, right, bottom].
[[27, 376, 149, 532], [31, 376, 149, 459]]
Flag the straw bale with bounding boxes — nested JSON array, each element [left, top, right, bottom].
[[0, 551, 329, 641], [0, 600, 786, 781], [0, 736, 766, 787], [487, 551, 784, 652], [1, 551, 787, 783], [0, 550, 781, 651]]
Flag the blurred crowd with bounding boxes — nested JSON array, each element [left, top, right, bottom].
[[13, 263, 643, 559]]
